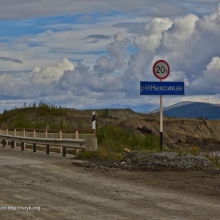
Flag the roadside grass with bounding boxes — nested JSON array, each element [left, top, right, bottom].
[[0, 102, 67, 126], [1, 103, 219, 165], [9, 112, 72, 131], [208, 156, 220, 168], [78, 124, 160, 160]]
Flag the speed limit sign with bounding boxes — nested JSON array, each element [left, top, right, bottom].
[[153, 60, 170, 79]]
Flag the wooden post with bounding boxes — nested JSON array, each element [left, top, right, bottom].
[[23, 129, 26, 149], [45, 130, 48, 138], [76, 130, 79, 154], [75, 130, 78, 139], [34, 130, 36, 138], [60, 131, 63, 154], [6, 129, 8, 145], [14, 129, 16, 147]]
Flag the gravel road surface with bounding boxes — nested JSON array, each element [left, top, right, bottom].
[[0, 147, 220, 220]]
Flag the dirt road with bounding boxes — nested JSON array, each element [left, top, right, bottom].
[[0, 147, 220, 220]]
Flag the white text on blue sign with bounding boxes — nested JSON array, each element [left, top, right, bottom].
[[140, 82, 185, 95]]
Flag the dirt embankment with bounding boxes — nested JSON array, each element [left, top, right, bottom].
[[123, 117, 220, 150], [97, 109, 220, 150], [2, 107, 220, 150]]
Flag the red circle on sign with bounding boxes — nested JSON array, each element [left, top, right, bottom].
[[153, 60, 170, 79]]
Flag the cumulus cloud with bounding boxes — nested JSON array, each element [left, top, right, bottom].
[[191, 57, 220, 95], [134, 18, 173, 53], [93, 32, 131, 74], [1, 4, 220, 110], [26, 58, 74, 85]]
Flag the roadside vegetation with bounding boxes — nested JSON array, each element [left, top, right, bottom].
[[0, 102, 71, 130], [78, 124, 160, 160], [0, 103, 219, 165]]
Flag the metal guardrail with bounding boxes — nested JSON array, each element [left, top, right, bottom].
[[0, 128, 97, 156]]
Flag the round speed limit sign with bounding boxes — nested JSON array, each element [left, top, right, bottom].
[[153, 60, 170, 79]]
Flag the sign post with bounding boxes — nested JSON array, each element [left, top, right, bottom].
[[153, 60, 170, 151], [92, 111, 96, 129], [160, 79, 163, 151], [140, 60, 184, 151]]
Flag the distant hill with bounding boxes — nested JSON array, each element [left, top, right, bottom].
[[150, 101, 193, 113], [163, 102, 220, 120]]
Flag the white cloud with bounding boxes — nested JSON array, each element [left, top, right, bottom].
[[1, 3, 220, 111], [0, 0, 188, 20], [134, 18, 173, 53], [26, 58, 74, 85], [191, 57, 220, 94]]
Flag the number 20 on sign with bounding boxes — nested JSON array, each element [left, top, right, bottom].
[[153, 60, 170, 79]]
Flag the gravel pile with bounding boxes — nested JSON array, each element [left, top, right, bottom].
[[74, 151, 219, 171], [123, 151, 217, 170]]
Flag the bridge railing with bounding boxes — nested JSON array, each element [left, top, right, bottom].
[[0, 127, 97, 156]]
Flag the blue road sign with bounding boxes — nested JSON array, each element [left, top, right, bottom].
[[140, 81, 184, 95]]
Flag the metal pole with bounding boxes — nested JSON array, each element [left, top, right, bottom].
[[160, 79, 163, 151]]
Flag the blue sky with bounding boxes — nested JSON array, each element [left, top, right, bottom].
[[0, 0, 220, 112]]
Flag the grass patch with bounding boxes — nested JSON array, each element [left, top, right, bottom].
[[78, 124, 160, 160], [207, 156, 220, 168], [0, 102, 68, 126]]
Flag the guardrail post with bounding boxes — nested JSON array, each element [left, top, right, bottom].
[[60, 131, 63, 154], [33, 143, 36, 152], [23, 129, 26, 149], [46, 145, 49, 154], [6, 129, 8, 145], [45, 130, 48, 138], [63, 147, 66, 157], [3, 139, 5, 147], [34, 130, 36, 138], [14, 129, 16, 147], [75, 130, 80, 154], [11, 141, 14, 149], [21, 142, 24, 151]]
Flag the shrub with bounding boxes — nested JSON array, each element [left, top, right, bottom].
[[78, 124, 160, 160], [208, 156, 220, 167], [191, 146, 200, 156]]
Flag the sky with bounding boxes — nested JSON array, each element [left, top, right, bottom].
[[0, 0, 220, 112]]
